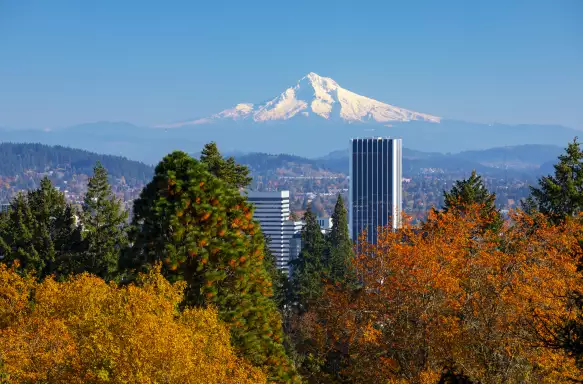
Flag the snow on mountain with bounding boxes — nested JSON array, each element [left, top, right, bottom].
[[160, 72, 440, 128]]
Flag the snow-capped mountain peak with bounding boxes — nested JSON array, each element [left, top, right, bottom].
[[160, 72, 440, 128]]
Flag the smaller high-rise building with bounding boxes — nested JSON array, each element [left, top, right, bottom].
[[289, 232, 303, 266], [247, 191, 344, 276], [247, 191, 290, 273], [317, 217, 333, 234]]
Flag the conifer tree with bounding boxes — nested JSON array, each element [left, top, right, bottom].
[[0, 177, 81, 278], [291, 206, 326, 312], [442, 170, 502, 231], [529, 139, 583, 368], [81, 162, 128, 280], [326, 195, 354, 285], [126, 151, 298, 382], [530, 138, 583, 223], [200, 141, 252, 189], [444, 170, 496, 213], [263, 238, 290, 311]]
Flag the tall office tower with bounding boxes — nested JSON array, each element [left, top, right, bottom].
[[246, 191, 295, 275], [349, 137, 402, 244]]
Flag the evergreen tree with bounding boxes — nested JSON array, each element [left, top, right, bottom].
[[80, 162, 128, 280], [529, 139, 583, 369], [263, 237, 291, 312], [200, 141, 252, 189], [0, 177, 81, 278], [442, 170, 502, 230], [530, 138, 583, 223], [291, 206, 326, 312], [326, 195, 354, 285], [125, 151, 298, 382]]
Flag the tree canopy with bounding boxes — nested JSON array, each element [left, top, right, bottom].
[[125, 151, 298, 382], [80, 162, 128, 280], [0, 264, 266, 384], [530, 138, 583, 222], [200, 142, 252, 189], [290, 206, 326, 313], [442, 170, 502, 231], [297, 207, 583, 383], [326, 195, 354, 285], [0, 177, 82, 278]]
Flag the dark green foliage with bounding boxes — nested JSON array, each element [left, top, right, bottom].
[[0, 177, 82, 278], [444, 170, 497, 214], [291, 206, 327, 312], [263, 238, 291, 312], [326, 195, 354, 285], [125, 151, 298, 382], [0, 142, 153, 185], [530, 138, 583, 223], [443, 170, 502, 231], [529, 139, 583, 371], [200, 142, 252, 189], [291, 197, 355, 380], [520, 195, 539, 215], [80, 162, 129, 280]]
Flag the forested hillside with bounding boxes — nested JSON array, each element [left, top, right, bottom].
[[0, 142, 153, 208], [0, 142, 153, 183]]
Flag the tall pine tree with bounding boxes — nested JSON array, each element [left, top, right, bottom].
[[530, 138, 583, 223], [200, 141, 252, 189], [263, 236, 291, 312], [125, 151, 298, 382], [326, 195, 354, 285], [0, 177, 81, 278], [80, 162, 128, 280], [442, 170, 502, 231], [528, 139, 583, 367], [291, 206, 326, 312]]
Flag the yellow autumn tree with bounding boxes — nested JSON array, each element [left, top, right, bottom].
[[0, 264, 266, 384]]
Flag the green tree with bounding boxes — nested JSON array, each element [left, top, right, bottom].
[[326, 195, 354, 285], [199, 141, 252, 189], [442, 170, 502, 231], [530, 138, 583, 223], [125, 151, 298, 382], [263, 237, 291, 312], [528, 139, 583, 370], [291, 206, 326, 312], [0, 177, 81, 278], [80, 162, 128, 280]]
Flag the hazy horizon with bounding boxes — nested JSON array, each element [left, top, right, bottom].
[[0, 0, 581, 130]]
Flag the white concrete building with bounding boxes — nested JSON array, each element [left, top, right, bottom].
[[246, 191, 296, 275], [317, 217, 333, 234], [246, 191, 346, 276]]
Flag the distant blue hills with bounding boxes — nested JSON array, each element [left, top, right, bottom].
[[0, 119, 577, 167]]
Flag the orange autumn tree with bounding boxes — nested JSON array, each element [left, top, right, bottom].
[[0, 264, 266, 384], [302, 205, 583, 383]]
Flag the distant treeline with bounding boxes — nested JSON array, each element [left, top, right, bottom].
[[0, 142, 153, 182]]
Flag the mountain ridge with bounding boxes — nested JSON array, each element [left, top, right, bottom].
[[1, 73, 580, 163], [158, 72, 441, 128]]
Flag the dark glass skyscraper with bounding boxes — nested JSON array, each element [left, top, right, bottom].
[[349, 137, 402, 243]]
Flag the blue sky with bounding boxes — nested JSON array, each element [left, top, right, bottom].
[[0, 0, 581, 129]]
